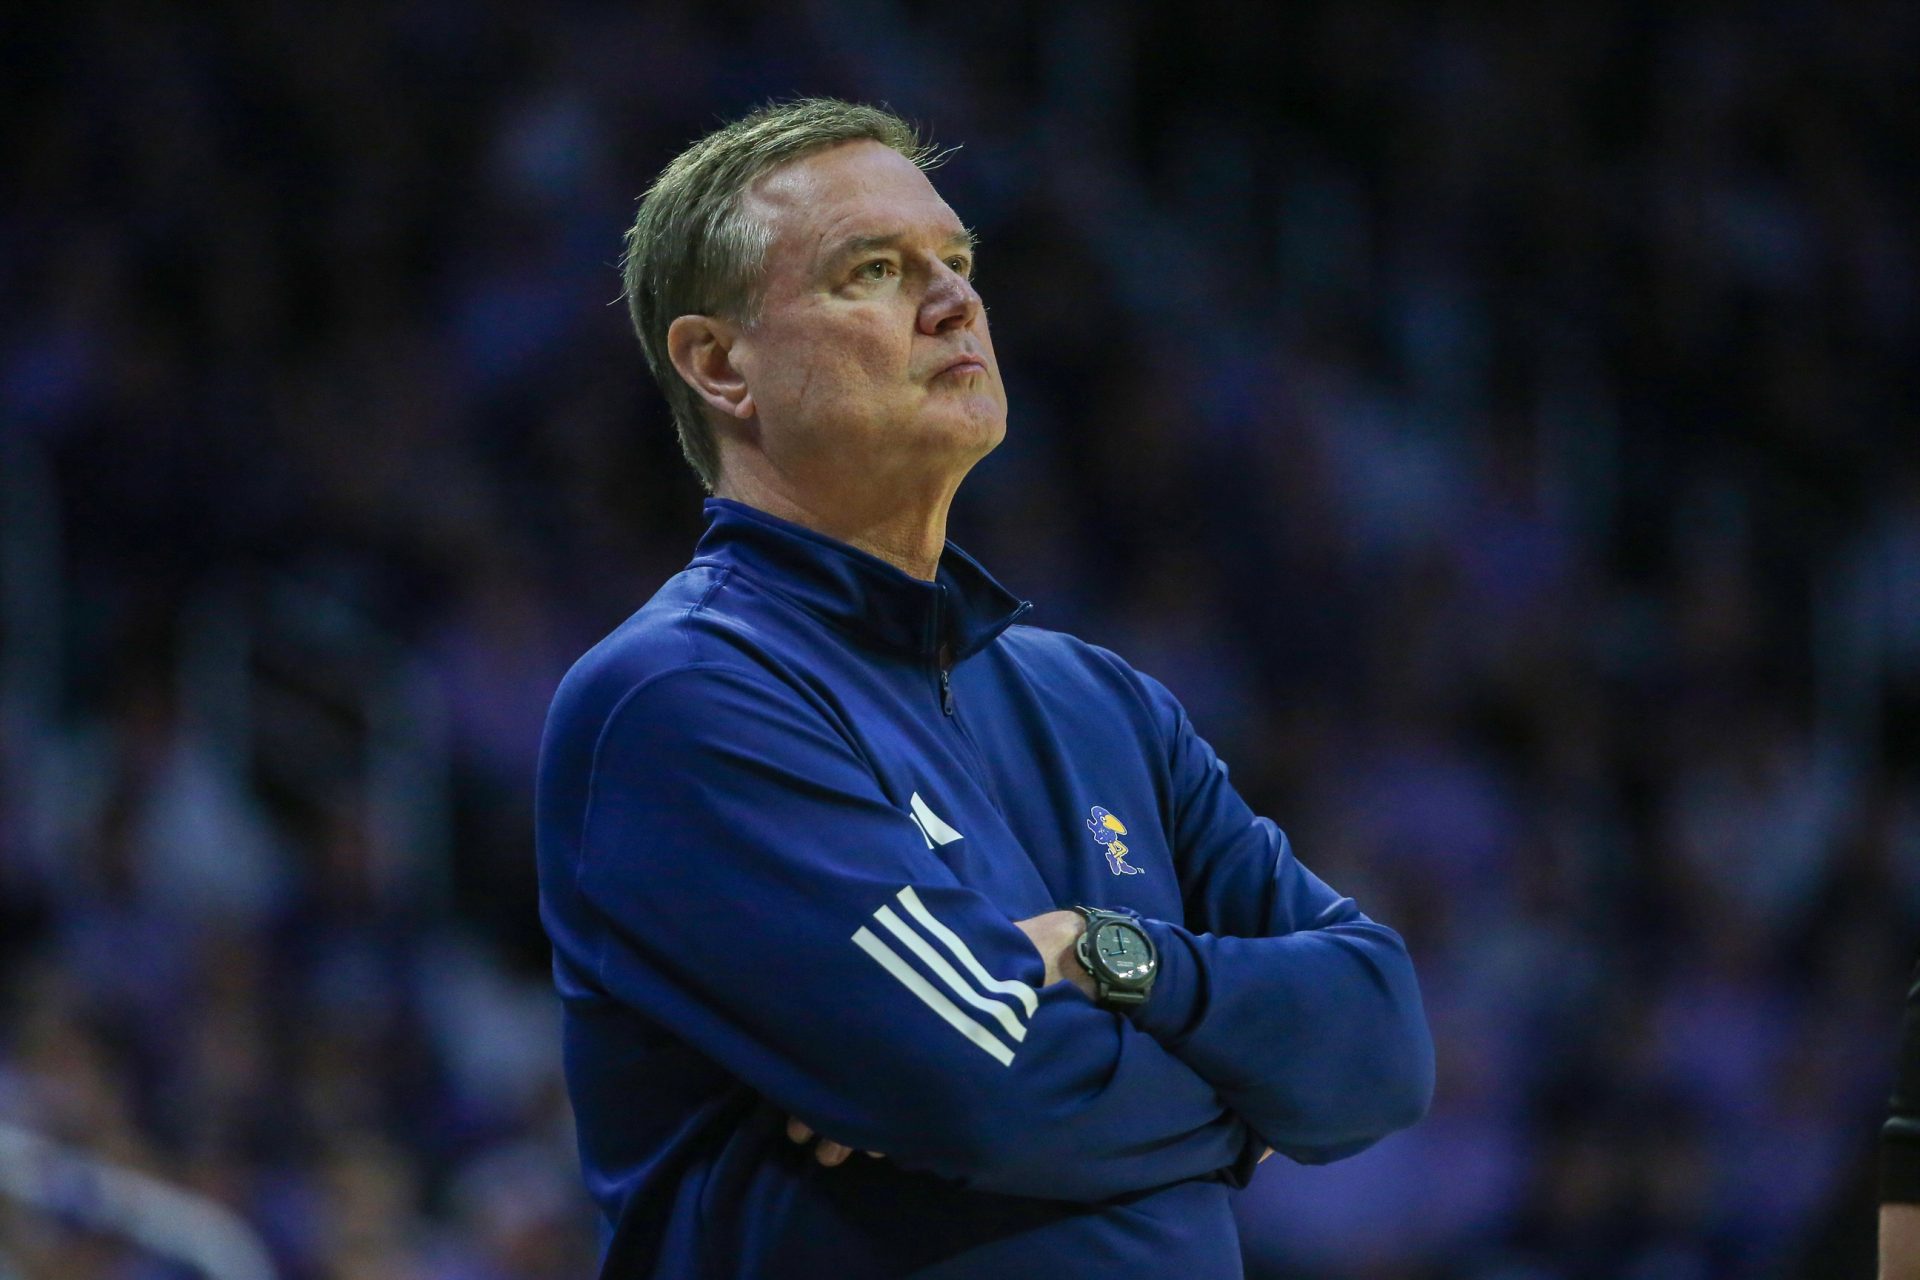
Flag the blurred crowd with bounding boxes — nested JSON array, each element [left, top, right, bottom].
[[3, 2, 1917, 1277]]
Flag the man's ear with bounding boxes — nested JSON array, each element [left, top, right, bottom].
[[666, 314, 755, 420]]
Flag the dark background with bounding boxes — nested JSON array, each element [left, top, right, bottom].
[[2, 2, 1916, 1276]]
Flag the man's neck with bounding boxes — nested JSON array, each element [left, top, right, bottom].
[[715, 469, 955, 582]]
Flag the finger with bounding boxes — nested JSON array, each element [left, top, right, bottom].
[[815, 1140, 852, 1167], [787, 1117, 814, 1144], [1258, 1147, 1274, 1163]]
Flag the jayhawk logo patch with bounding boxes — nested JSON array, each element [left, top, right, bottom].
[[1086, 806, 1144, 876]]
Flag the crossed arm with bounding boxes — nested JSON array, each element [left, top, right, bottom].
[[788, 909, 1287, 1169], [566, 663, 1431, 1199], [567, 665, 1254, 1203], [789, 909, 1105, 1166]]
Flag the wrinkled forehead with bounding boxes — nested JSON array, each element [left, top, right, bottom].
[[743, 140, 965, 279]]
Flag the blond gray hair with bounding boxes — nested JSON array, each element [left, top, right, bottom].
[[620, 98, 938, 490]]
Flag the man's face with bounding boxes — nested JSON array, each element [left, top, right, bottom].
[[726, 140, 1007, 484]]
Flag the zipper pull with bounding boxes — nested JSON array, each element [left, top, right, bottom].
[[940, 668, 955, 716]]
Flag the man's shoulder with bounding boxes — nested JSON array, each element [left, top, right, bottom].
[[548, 563, 775, 730], [992, 622, 1178, 724], [996, 621, 1148, 688]]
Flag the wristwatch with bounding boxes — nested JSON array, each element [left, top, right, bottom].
[[1073, 907, 1157, 1007]]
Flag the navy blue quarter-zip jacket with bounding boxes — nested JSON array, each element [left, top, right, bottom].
[[536, 498, 1433, 1279]]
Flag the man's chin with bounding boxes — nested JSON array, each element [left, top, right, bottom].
[[923, 411, 1006, 464], [920, 395, 1006, 441]]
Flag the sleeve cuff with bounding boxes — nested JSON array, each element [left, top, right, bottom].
[[1129, 917, 1209, 1046], [1883, 1118, 1920, 1203]]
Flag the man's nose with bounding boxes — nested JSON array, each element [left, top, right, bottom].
[[919, 265, 982, 335]]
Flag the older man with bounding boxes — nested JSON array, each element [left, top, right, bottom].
[[536, 99, 1433, 1279]]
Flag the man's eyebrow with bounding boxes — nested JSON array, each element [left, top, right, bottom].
[[825, 227, 978, 265]]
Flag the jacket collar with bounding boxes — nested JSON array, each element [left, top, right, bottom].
[[693, 498, 1031, 662]]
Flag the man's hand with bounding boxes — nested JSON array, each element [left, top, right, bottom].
[[786, 1116, 883, 1166], [1014, 908, 1098, 1000]]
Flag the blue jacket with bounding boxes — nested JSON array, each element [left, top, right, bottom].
[[536, 498, 1433, 1279]]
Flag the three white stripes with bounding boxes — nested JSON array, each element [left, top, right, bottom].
[[852, 885, 1036, 1067]]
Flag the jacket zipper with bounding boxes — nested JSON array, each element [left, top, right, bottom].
[[930, 585, 955, 716], [938, 661, 1006, 821]]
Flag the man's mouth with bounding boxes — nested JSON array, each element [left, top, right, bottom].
[[934, 356, 987, 379]]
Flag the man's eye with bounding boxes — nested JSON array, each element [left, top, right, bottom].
[[948, 257, 972, 276], [857, 260, 893, 281]]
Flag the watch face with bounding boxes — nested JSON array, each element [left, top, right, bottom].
[[1095, 922, 1153, 982]]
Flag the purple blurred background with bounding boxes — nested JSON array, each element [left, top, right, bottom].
[[2, 2, 1916, 1277]]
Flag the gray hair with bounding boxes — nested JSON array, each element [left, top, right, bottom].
[[620, 98, 939, 490]]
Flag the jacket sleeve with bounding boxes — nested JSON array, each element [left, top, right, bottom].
[[1118, 673, 1435, 1165], [560, 663, 1259, 1204]]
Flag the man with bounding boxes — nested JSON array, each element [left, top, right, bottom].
[[1885, 959, 1920, 1279], [536, 98, 1434, 1279]]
